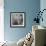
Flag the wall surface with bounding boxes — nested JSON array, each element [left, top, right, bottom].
[[4, 0, 40, 42], [40, 0, 46, 27], [0, 0, 4, 42]]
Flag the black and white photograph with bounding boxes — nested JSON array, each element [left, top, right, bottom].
[[10, 12, 25, 27]]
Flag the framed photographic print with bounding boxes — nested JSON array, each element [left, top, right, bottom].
[[10, 12, 25, 28]]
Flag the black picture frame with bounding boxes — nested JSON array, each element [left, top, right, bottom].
[[10, 12, 26, 28]]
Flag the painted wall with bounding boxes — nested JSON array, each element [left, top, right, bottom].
[[0, 0, 4, 42], [4, 0, 40, 42], [40, 0, 46, 27]]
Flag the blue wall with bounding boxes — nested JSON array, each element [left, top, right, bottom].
[[4, 0, 40, 42], [40, 0, 46, 27]]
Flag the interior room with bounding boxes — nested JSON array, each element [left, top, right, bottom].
[[0, 0, 46, 46]]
